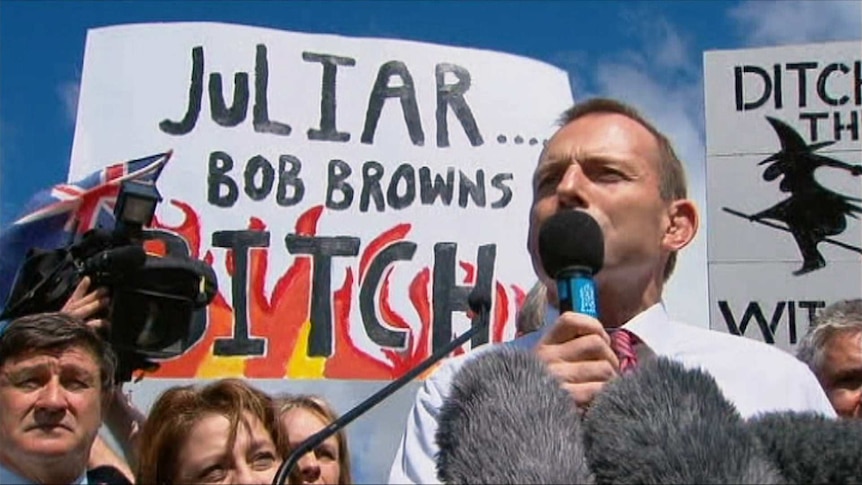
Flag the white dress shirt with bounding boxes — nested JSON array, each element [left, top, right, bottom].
[[387, 302, 836, 485]]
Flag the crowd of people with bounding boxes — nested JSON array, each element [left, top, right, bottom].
[[0, 290, 354, 485], [1, 97, 861, 484]]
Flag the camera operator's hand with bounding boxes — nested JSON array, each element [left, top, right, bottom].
[[61, 276, 110, 330]]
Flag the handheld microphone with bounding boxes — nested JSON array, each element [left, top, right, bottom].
[[538, 211, 604, 315], [272, 287, 493, 485]]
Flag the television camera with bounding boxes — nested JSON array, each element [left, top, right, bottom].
[[0, 179, 217, 381]]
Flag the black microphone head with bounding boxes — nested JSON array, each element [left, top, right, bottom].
[[538, 211, 604, 278], [467, 288, 492, 315], [748, 412, 862, 484], [583, 358, 783, 484], [436, 347, 593, 484]]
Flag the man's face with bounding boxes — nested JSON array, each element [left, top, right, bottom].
[[818, 330, 862, 418], [0, 347, 104, 466], [528, 112, 671, 289]]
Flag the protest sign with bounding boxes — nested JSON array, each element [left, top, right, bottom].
[[705, 41, 862, 352], [69, 22, 572, 481]]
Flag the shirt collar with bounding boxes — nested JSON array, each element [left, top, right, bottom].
[[538, 301, 672, 350], [0, 460, 88, 485], [620, 302, 668, 340]]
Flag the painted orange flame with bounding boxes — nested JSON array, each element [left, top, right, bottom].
[[144, 200, 525, 380]]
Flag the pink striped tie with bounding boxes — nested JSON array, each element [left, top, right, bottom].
[[611, 329, 639, 374]]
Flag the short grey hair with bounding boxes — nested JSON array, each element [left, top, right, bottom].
[[516, 281, 547, 336], [797, 299, 862, 376], [0, 312, 116, 390]]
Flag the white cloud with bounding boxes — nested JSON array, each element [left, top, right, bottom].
[[618, 9, 697, 74], [730, 0, 862, 46], [58, 80, 80, 126]]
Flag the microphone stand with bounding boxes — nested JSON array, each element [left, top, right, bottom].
[[272, 292, 492, 485]]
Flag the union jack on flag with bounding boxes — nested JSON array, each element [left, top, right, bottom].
[[0, 151, 172, 308]]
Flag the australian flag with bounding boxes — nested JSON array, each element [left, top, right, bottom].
[[0, 151, 172, 309]]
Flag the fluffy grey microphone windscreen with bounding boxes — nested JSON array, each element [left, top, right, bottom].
[[436, 347, 593, 484], [583, 358, 783, 485], [748, 411, 862, 484]]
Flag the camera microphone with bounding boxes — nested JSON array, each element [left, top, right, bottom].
[[467, 285, 492, 315], [81, 246, 147, 277]]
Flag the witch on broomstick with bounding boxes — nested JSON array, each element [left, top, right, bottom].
[[725, 116, 862, 276]]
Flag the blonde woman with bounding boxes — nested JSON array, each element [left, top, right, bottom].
[[275, 394, 353, 485]]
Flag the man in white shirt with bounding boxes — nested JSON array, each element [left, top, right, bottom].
[[389, 97, 836, 484], [0, 312, 117, 485]]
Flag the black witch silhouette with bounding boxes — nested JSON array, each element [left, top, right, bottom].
[[725, 116, 862, 276]]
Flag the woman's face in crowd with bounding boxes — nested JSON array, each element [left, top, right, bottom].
[[281, 407, 341, 484], [175, 411, 282, 484]]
